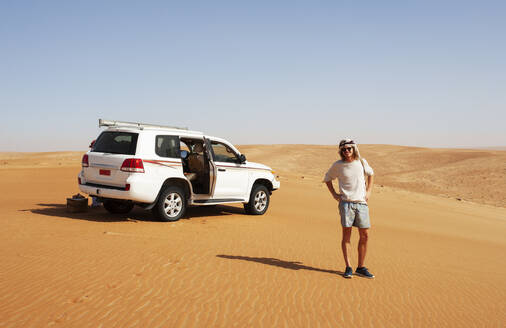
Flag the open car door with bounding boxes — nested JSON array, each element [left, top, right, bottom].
[[204, 137, 217, 196]]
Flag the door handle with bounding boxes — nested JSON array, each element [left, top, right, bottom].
[[218, 168, 226, 172]]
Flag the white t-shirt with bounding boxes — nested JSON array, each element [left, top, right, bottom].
[[323, 158, 374, 203]]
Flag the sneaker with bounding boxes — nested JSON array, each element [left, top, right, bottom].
[[343, 266, 353, 278], [355, 267, 375, 279]]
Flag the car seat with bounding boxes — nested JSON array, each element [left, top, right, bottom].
[[187, 143, 205, 181]]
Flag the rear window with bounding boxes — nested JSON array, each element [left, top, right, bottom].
[[92, 132, 138, 155], [155, 135, 180, 158]]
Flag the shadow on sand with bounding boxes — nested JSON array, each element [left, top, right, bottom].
[[21, 203, 247, 222], [217, 255, 344, 277]]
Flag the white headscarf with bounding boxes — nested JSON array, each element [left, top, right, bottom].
[[339, 138, 361, 158]]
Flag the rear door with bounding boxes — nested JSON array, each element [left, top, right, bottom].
[[84, 131, 138, 187]]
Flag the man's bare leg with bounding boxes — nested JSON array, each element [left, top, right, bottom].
[[341, 227, 353, 267], [358, 228, 369, 268]]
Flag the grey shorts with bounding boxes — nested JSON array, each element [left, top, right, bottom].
[[339, 201, 370, 228]]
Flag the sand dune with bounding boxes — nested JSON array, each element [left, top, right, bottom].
[[0, 146, 505, 327], [239, 144, 506, 208]]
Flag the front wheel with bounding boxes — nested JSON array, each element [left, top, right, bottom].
[[154, 186, 186, 222], [244, 184, 270, 215]]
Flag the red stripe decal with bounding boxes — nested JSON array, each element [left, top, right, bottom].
[[216, 165, 270, 171], [144, 160, 182, 167]]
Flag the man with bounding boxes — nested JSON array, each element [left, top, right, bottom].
[[323, 139, 375, 279]]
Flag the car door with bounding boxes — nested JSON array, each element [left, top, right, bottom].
[[203, 137, 217, 195], [209, 140, 249, 199], [85, 131, 139, 186]]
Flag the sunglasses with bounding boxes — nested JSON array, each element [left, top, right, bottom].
[[342, 147, 354, 152]]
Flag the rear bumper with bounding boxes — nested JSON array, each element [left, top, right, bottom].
[[78, 173, 158, 203]]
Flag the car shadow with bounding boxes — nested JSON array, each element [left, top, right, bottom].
[[21, 204, 153, 222], [184, 204, 246, 219], [216, 254, 344, 277], [21, 204, 247, 222]]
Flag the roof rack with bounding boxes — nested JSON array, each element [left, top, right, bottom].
[[98, 119, 202, 135]]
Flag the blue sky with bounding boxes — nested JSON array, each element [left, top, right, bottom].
[[1, 1, 505, 151]]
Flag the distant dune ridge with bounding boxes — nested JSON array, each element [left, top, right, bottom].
[[1, 144, 505, 208], [0, 145, 505, 327], [238, 144, 506, 208]]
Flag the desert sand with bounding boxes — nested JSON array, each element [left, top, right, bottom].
[[0, 145, 505, 327]]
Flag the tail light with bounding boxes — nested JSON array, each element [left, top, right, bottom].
[[82, 154, 89, 167], [121, 158, 145, 173], [78, 177, 82, 184]]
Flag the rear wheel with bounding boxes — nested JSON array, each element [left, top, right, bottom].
[[103, 199, 134, 214], [244, 184, 270, 215], [155, 186, 186, 222]]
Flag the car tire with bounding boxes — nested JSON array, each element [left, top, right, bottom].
[[103, 199, 134, 214], [155, 186, 186, 222], [244, 184, 270, 215]]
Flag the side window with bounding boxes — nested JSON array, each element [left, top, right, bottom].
[[155, 135, 180, 158], [211, 142, 238, 163]]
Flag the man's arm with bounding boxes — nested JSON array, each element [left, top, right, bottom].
[[325, 181, 341, 201], [366, 174, 374, 201]]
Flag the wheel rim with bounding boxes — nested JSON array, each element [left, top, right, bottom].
[[254, 190, 267, 212], [163, 192, 183, 217]]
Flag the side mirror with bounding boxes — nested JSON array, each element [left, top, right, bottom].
[[180, 150, 189, 159], [238, 154, 247, 164]]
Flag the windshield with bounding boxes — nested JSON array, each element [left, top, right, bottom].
[[92, 131, 138, 155]]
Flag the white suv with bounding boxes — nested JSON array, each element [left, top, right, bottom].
[[78, 119, 280, 221]]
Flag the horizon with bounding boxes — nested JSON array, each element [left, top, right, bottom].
[[2, 1, 505, 152], [1, 143, 505, 155]]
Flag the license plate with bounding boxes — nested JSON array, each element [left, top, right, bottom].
[[99, 169, 111, 176]]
